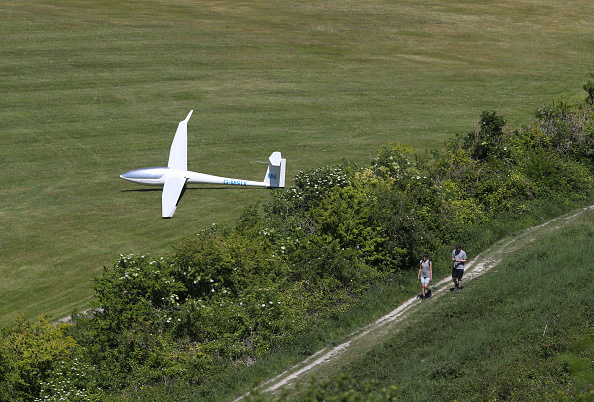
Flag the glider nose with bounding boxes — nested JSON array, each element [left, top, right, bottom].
[[120, 171, 136, 182], [119, 167, 169, 186]]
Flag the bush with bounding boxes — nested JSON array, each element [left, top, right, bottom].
[[534, 99, 594, 166], [456, 110, 509, 161], [0, 315, 79, 400]]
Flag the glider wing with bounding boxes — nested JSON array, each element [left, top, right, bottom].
[[162, 175, 187, 218], [168, 110, 193, 171]]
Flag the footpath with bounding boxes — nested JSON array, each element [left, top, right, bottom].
[[238, 204, 594, 399]]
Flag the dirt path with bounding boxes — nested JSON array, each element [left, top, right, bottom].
[[237, 204, 594, 399]]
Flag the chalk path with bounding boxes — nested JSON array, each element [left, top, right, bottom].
[[237, 204, 594, 399]]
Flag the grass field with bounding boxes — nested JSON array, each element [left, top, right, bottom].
[[2, 0, 593, 321], [241, 208, 594, 401]]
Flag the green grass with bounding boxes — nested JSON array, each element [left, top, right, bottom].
[[245, 208, 594, 401], [2, 0, 594, 321], [339, 211, 594, 400]]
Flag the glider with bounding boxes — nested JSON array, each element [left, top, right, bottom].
[[120, 110, 286, 218]]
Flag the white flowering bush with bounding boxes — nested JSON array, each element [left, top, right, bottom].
[[283, 162, 359, 211], [370, 142, 420, 183], [36, 359, 100, 401]]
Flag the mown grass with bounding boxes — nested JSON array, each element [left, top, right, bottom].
[[2, 0, 594, 321], [261, 208, 593, 401]]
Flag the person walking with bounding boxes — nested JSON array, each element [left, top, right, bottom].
[[451, 243, 467, 291], [418, 252, 433, 299]]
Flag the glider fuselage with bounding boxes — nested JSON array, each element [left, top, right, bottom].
[[120, 167, 270, 187]]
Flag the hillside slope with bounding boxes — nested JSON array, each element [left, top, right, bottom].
[[244, 204, 594, 399]]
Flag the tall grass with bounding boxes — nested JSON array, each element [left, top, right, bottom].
[[269, 209, 594, 400], [2, 0, 594, 321]]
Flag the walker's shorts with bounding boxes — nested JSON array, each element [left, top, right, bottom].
[[452, 268, 464, 280], [421, 276, 430, 285]]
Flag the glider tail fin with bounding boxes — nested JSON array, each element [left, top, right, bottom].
[[263, 151, 286, 188]]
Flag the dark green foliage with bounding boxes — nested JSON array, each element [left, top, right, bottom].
[[584, 73, 594, 105], [456, 109, 509, 161], [64, 220, 378, 396], [2, 93, 593, 400]]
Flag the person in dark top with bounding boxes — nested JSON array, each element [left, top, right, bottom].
[[451, 243, 467, 291]]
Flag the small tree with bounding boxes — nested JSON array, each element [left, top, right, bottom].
[[583, 73, 594, 105], [455, 110, 508, 161]]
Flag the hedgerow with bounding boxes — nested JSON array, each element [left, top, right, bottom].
[[1, 88, 593, 400]]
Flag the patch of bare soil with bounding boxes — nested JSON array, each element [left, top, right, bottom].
[[239, 205, 594, 399]]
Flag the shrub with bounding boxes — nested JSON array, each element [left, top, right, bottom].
[[0, 315, 79, 401], [280, 162, 359, 213], [37, 358, 102, 401], [453, 110, 509, 161], [583, 73, 594, 105], [534, 99, 594, 165]]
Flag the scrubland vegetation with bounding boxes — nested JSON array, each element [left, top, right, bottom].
[[254, 211, 594, 401], [1, 89, 593, 400]]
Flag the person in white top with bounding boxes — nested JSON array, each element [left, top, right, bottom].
[[418, 252, 433, 299]]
